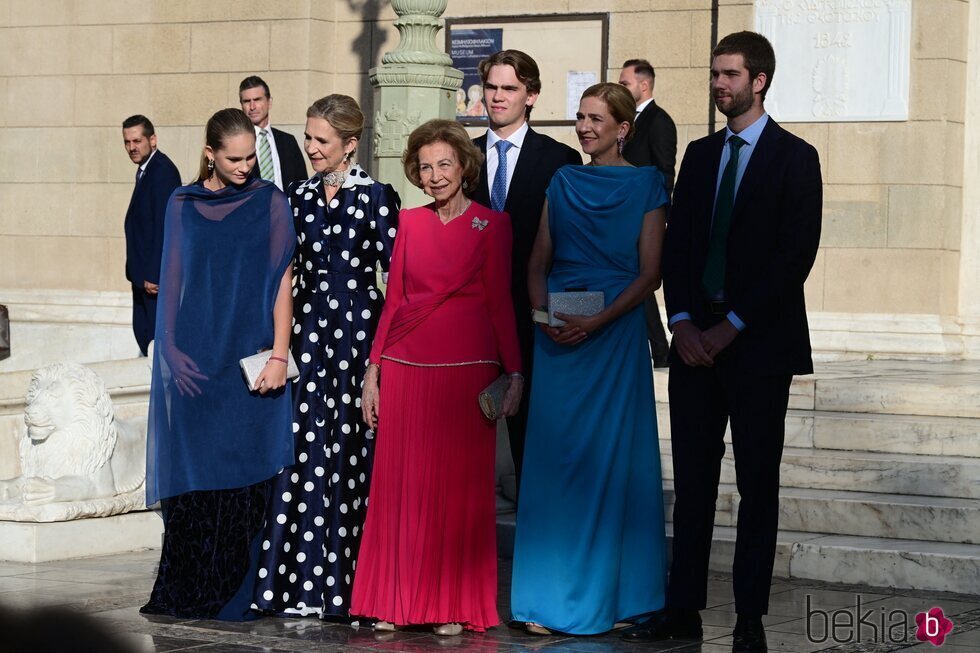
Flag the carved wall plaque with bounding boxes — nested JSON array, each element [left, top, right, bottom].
[[755, 0, 910, 122]]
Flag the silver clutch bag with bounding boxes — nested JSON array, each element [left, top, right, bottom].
[[240, 350, 299, 390], [478, 374, 509, 420], [548, 291, 604, 327]]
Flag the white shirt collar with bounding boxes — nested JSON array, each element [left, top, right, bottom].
[[635, 98, 653, 114], [724, 112, 769, 146], [254, 123, 273, 136], [486, 121, 529, 151]]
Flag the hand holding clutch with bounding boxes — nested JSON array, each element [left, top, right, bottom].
[[240, 350, 299, 392], [479, 373, 523, 420]]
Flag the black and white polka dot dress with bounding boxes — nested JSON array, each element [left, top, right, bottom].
[[254, 165, 399, 618]]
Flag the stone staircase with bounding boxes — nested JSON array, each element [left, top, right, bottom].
[[655, 360, 980, 594]]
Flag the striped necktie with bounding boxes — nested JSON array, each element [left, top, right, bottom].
[[257, 129, 274, 182]]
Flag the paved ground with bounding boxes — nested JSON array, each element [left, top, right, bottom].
[[1, 551, 979, 651]]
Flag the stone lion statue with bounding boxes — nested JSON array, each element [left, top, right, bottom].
[[0, 363, 146, 522]]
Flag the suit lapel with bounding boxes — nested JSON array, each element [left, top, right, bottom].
[[504, 127, 543, 212], [731, 119, 780, 221], [694, 130, 728, 246], [473, 133, 491, 206]]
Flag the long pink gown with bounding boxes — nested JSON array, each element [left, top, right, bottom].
[[350, 201, 521, 631]]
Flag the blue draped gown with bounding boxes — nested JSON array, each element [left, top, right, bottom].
[[511, 165, 669, 634], [143, 178, 295, 621]]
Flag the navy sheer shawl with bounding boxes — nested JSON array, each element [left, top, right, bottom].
[[146, 179, 296, 505]]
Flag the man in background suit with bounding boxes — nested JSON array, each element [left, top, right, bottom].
[[122, 114, 181, 356], [622, 32, 822, 653], [239, 76, 308, 191], [620, 58, 677, 367], [472, 50, 582, 492]]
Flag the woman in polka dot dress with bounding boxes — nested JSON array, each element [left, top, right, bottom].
[[254, 95, 399, 620]]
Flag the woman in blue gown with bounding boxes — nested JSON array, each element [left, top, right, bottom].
[[254, 95, 399, 620], [511, 83, 669, 635], [142, 108, 295, 620]]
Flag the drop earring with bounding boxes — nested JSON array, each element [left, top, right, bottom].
[[617, 136, 625, 155], [207, 158, 215, 173]]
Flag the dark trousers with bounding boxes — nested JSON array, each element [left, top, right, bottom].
[[132, 286, 157, 356], [645, 294, 669, 363], [665, 356, 791, 616]]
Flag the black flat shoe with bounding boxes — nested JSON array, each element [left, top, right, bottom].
[[732, 616, 767, 652], [620, 608, 703, 642]]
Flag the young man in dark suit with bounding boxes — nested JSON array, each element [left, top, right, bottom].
[[239, 76, 308, 191], [620, 58, 677, 367], [620, 58, 677, 192], [622, 32, 822, 653], [471, 50, 582, 491], [122, 115, 182, 356]]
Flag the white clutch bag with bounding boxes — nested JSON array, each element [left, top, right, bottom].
[[240, 350, 299, 390], [547, 291, 604, 327]]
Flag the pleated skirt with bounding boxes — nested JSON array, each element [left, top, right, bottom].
[[350, 360, 499, 631]]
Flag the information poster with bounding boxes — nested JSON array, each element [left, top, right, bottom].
[[566, 71, 597, 119], [450, 28, 503, 121]]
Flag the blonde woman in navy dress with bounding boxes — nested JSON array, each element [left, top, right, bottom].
[[255, 95, 400, 620]]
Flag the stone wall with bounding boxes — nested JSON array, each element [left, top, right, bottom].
[[0, 0, 975, 360]]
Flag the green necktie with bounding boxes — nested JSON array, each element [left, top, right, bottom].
[[702, 135, 746, 296], [258, 129, 275, 182]]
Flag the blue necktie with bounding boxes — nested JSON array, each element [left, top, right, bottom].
[[491, 140, 513, 212], [702, 135, 746, 297]]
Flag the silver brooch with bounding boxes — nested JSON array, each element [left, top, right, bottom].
[[471, 217, 488, 231]]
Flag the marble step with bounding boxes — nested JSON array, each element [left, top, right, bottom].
[[664, 484, 980, 544], [653, 362, 980, 419], [666, 525, 980, 595], [813, 371, 980, 419], [807, 411, 980, 458], [656, 407, 980, 458], [777, 487, 980, 544], [659, 444, 980, 499]]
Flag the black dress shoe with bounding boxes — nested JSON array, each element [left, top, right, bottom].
[[732, 616, 767, 652], [620, 608, 703, 642]]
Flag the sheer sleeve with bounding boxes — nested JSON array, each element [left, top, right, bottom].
[[155, 191, 185, 352], [368, 209, 409, 363], [268, 189, 296, 294], [146, 189, 185, 505], [482, 212, 522, 374]]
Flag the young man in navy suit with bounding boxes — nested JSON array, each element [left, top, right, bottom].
[[122, 115, 181, 356], [471, 50, 582, 494], [622, 32, 822, 653], [619, 58, 677, 368]]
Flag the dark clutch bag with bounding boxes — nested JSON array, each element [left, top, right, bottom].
[[478, 374, 510, 420]]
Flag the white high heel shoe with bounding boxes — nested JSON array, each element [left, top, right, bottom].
[[434, 623, 463, 636]]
